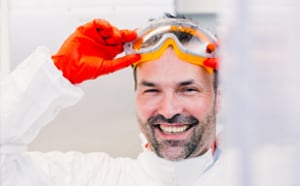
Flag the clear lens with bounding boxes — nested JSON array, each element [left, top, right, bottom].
[[125, 18, 218, 58]]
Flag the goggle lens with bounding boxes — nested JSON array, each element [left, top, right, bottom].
[[124, 19, 218, 72]]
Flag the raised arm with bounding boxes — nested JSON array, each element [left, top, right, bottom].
[[0, 19, 140, 186]]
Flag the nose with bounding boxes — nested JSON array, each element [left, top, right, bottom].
[[157, 93, 183, 119]]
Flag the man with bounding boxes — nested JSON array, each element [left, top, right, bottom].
[[1, 14, 222, 186]]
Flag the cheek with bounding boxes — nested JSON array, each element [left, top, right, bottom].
[[181, 96, 215, 119], [135, 94, 158, 121]]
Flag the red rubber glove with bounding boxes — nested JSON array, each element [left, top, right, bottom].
[[203, 58, 219, 70], [52, 19, 141, 84], [204, 42, 219, 71]]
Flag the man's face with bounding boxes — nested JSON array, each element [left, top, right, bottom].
[[135, 48, 218, 161]]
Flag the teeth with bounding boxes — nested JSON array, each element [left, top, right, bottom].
[[160, 125, 189, 134]]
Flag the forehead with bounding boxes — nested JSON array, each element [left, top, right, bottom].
[[135, 48, 213, 86]]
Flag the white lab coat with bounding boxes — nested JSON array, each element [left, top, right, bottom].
[[0, 47, 227, 186]]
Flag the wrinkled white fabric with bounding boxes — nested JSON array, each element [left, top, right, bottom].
[[0, 46, 84, 147], [0, 47, 225, 186]]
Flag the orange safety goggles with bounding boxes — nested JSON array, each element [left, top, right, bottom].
[[124, 18, 219, 73]]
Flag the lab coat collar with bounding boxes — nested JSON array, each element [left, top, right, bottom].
[[137, 148, 219, 186]]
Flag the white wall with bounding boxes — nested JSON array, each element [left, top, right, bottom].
[[174, 0, 219, 34], [8, 0, 174, 158]]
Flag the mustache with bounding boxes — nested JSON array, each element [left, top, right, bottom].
[[148, 114, 199, 125]]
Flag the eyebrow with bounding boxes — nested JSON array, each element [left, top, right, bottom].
[[139, 79, 195, 87], [140, 80, 156, 87], [178, 80, 195, 86]]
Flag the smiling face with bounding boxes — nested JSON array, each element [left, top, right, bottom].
[[135, 48, 219, 161]]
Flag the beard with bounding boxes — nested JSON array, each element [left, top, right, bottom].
[[138, 112, 216, 161]]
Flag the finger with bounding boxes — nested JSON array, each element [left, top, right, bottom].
[[120, 29, 138, 43], [78, 19, 115, 44], [93, 19, 113, 35], [104, 26, 122, 45], [99, 44, 124, 59], [203, 58, 219, 70], [100, 54, 141, 75]]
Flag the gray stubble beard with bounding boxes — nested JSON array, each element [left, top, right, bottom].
[[138, 111, 216, 161]]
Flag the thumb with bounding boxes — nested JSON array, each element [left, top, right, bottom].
[[98, 54, 141, 75]]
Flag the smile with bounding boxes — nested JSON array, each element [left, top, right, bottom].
[[158, 124, 192, 134]]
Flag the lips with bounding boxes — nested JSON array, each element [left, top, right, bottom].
[[148, 114, 198, 138]]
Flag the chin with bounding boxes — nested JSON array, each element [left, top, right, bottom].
[[155, 146, 190, 161]]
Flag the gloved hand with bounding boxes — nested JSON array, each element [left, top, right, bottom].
[[203, 58, 218, 70], [52, 19, 141, 84]]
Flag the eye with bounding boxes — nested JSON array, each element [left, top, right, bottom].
[[185, 88, 197, 92], [180, 87, 199, 94], [143, 89, 159, 94]]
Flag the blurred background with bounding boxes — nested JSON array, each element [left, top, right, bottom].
[[1, 0, 299, 185]]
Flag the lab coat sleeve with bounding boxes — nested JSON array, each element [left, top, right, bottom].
[[0, 46, 84, 186]]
